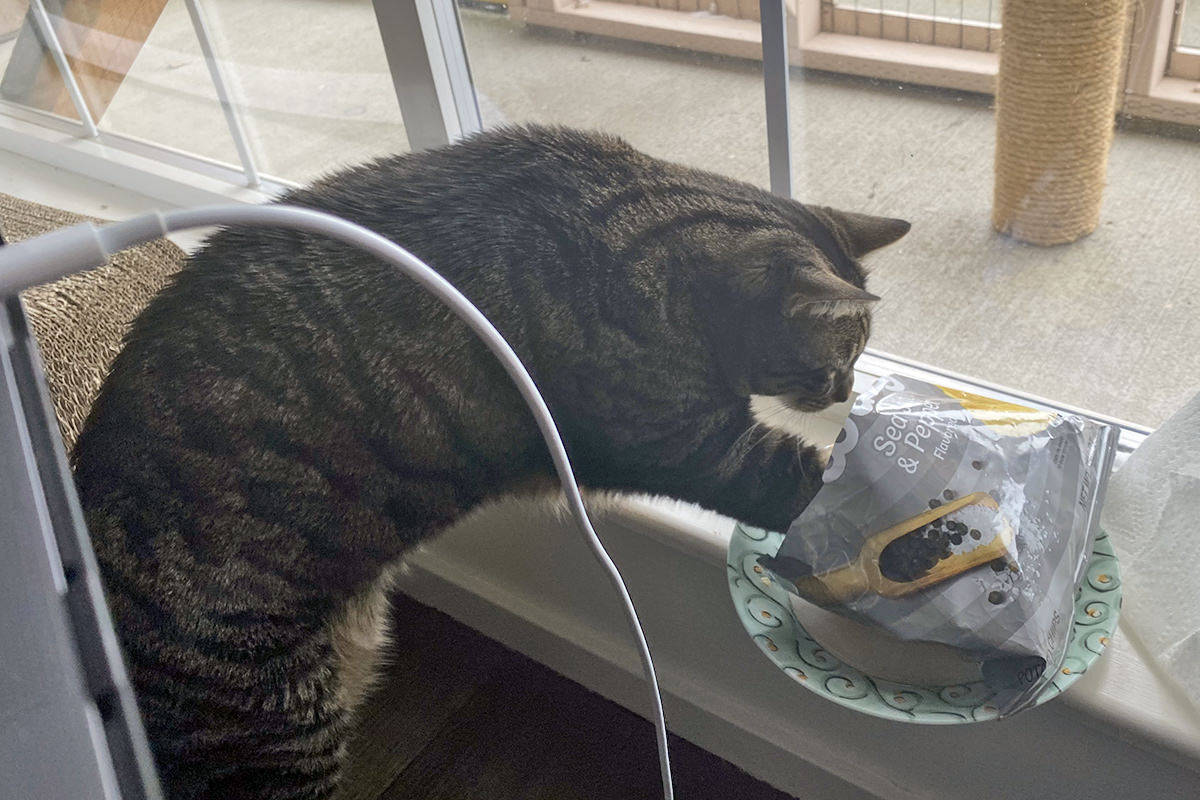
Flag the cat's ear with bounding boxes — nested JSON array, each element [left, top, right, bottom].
[[783, 268, 880, 318], [811, 207, 911, 258], [725, 231, 879, 315]]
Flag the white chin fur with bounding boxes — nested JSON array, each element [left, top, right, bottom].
[[750, 394, 837, 443]]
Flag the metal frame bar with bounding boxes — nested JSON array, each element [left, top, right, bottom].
[[372, 0, 482, 151], [182, 0, 262, 188], [26, 0, 99, 138], [0, 98, 293, 191], [0, 295, 163, 800], [760, 0, 793, 198], [860, 348, 1152, 440], [427, 0, 482, 137], [0, 103, 293, 210], [1164, 0, 1200, 77]]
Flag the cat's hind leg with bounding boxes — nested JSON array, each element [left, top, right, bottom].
[[123, 570, 401, 800]]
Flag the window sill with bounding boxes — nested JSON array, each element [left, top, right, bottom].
[[395, 352, 1200, 798], [794, 32, 996, 95], [1122, 77, 1200, 128]]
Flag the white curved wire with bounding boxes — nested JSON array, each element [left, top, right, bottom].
[[1, 204, 675, 800]]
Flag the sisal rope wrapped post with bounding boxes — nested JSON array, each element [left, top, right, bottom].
[[992, 0, 1130, 246]]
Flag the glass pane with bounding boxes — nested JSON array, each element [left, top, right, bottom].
[[0, 0, 234, 157], [193, 0, 407, 183], [1181, 0, 1200, 50], [847, 1, 1000, 27], [955, 0, 998, 25], [0, 2, 28, 80], [461, 4, 1196, 427], [814, 88, 1199, 427], [0, 0, 405, 182], [462, 7, 770, 189], [98, 0, 240, 168]]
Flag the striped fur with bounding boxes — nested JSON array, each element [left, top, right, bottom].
[[71, 126, 908, 799]]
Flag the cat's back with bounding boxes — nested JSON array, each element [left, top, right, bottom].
[[290, 125, 650, 229], [95, 126, 649, 349], [72, 127, 631, 507]]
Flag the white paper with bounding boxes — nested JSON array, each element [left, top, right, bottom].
[[1101, 390, 1200, 712]]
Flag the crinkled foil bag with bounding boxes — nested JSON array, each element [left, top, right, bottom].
[[761, 375, 1119, 716]]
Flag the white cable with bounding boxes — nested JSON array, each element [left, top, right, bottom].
[[0, 205, 675, 800]]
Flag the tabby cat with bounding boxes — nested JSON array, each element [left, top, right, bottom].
[[71, 126, 909, 800]]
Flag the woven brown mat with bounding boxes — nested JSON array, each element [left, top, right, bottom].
[[1, 192, 186, 451]]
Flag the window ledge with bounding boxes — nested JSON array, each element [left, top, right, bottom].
[[1123, 77, 1200, 128], [396, 352, 1200, 798], [795, 32, 996, 95]]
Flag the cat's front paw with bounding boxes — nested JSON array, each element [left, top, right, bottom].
[[717, 434, 825, 534]]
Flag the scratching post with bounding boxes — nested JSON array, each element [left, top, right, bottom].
[[992, 0, 1130, 246]]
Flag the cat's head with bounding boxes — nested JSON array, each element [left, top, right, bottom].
[[707, 206, 909, 411]]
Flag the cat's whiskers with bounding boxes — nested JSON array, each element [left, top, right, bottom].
[[727, 418, 772, 457], [722, 396, 820, 466], [717, 405, 799, 483]]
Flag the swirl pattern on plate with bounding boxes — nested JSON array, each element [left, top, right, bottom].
[[728, 526, 1122, 724]]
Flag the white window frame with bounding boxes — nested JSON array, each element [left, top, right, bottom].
[[0, 0, 290, 207], [511, 0, 1200, 124], [1164, 0, 1200, 79], [802, 0, 1200, 126], [1125, 0, 1200, 125], [0, 0, 483, 207], [794, 0, 996, 94], [373, 0, 483, 151], [818, 0, 999, 53]]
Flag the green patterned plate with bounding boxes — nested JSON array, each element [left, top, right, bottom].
[[728, 523, 1122, 723]]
